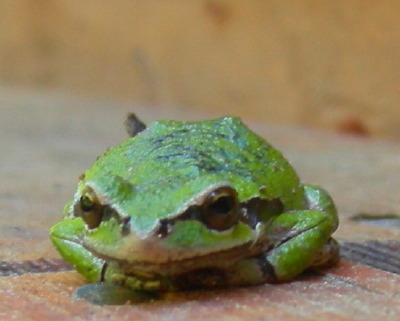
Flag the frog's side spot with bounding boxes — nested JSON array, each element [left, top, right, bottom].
[[349, 213, 400, 227]]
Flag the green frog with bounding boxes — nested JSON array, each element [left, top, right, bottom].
[[50, 114, 339, 304]]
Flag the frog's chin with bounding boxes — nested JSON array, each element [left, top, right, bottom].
[[84, 237, 267, 277]]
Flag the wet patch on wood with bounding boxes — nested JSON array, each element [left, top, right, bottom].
[[2, 241, 399, 278], [349, 213, 400, 227], [340, 240, 400, 275], [0, 258, 72, 276]]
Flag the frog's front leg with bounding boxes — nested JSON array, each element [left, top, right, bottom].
[[50, 219, 155, 305], [50, 217, 105, 283], [212, 185, 339, 287], [263, 184, 339, 281]]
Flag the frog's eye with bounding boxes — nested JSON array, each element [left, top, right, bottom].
[[79, 188, 103, 229], [202, 186, 239, 231]]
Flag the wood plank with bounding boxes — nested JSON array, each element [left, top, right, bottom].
[[0, 261, 399, 321], [0, 87, 399, 320]]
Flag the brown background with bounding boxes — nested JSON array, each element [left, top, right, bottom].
[[1, 2, 400, 318], [1, 0, 399, 139]]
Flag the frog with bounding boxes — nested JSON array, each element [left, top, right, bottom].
[[50, 114, 339, 304]]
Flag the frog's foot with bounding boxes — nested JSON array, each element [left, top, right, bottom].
[[261, 184, 339, 281], [217, 256, 276, 287], [220, 237, 339, 287], [73, 282, 159, 305], [309, 237, 340, 269], [262, 214, 339, 281]]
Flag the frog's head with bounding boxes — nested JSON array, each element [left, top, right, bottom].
[[64, 171, 278, 276]]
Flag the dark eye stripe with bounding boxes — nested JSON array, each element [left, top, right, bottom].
[[239, 198, 284, 229], [74, 188, 129, 233]]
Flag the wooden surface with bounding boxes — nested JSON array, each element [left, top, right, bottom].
[[0, 87, 399, 320]]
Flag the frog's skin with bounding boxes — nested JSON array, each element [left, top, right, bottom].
[[50, 115, 339, 294]]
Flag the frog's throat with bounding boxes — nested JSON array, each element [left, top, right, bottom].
[[83, 238, 268, 276]]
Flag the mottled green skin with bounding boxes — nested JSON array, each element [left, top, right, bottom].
[[85, 117, 304, 231], [50, 116, 339, 299]]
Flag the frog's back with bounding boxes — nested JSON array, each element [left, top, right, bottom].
[[92, 117, 304, 208], [130, 117, 278, 179]]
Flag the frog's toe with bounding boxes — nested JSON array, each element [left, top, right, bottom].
[[309, 237, 340, 268], [73, 282, 159, 305]]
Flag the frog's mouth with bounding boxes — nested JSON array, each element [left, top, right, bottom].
[[82, 220, 270, 279], [80, 209, 269, 275], [84, 233, 269, 278]]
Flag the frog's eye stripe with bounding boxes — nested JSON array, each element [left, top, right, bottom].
[[154, 187, 240, 237], [239, 197, 284, 229], [77, 187, 131, 232]]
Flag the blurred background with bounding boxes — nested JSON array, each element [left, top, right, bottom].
[[1, 0, 399, 139]]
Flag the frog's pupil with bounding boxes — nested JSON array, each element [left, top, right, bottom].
[[209, 196, 234, 214]]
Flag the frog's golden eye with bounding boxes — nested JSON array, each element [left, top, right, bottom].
[[202, 186, 239, 231], [79, 188, 103, 229]]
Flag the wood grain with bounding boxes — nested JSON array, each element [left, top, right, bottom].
[[0, 87, 399, 320]]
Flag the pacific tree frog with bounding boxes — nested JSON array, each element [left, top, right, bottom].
[[50, 114, 339, 304]]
